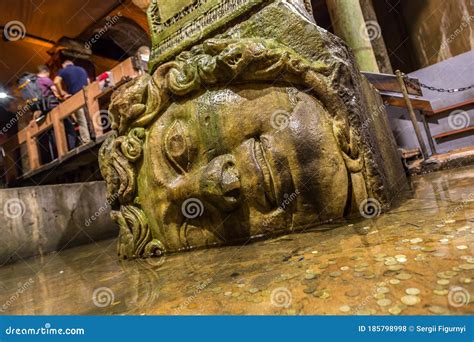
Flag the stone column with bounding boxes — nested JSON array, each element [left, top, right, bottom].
[[359, 0, 393, 74], [326, 0, 379, 72]]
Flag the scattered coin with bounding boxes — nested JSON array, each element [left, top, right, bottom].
[[374, 293, 385, 300], [405, 288, 420, 295], [461, 277, 472, 284], [303, 287, 316, 294], [395, 273, 412, 280], [320, 291, 330, 299], [388, 265, 403, 271], [224, 291, 232, 296], [339, 305, 351, 313], [457, 245, 468, 250], [433, 289, 448, 296], [345, 289, 360, 297], [363, 272, 375, 279], [459, 264, 474, 270], [428, 305, 447, 314], [410, 238, 423, 244], [389, 279, 400, 285], [377, 298, 392, 307], [329, 271, 342, 277], [445, 219, 456, 224], [377, 287, 390, 294], [340, 266, 350, 271], [388, 306, 402, 315], [437, 279, 450, 286], [385, 260, 397, 266], [248, 288, 259, 294], [305, 273, 316, 280], [401, 295, 420, 306]]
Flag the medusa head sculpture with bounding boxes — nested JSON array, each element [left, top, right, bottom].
[[99, 38, 377, 259]]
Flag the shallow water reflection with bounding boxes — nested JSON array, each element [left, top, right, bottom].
[[1, 166, 473, 315]]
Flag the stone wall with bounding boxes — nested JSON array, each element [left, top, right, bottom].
[[0, 181, 116, 264]]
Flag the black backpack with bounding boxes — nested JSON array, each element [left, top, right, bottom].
[[17, 73, 59, 114]]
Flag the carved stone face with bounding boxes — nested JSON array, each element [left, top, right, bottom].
[[139, 84, 349, 251]]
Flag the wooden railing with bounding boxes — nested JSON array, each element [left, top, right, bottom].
[[1, 57, 139, 185]]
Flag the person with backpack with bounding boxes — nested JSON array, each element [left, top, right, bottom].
[[36, 65, 60, 116], [17, 68, 59, 163]]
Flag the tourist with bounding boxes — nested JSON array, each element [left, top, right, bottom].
[[36, 65, 60, 115], [54, 60, 92, 144]]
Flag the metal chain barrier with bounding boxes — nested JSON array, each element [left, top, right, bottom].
[[401, 73, 474, 93]]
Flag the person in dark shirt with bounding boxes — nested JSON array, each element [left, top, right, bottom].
[[54, 60, 91, 144]]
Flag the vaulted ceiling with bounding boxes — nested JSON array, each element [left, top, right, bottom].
[[0, 0, 149, 87]]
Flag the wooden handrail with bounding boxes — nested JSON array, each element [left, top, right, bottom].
[[1, 57, 139, 185], [425, 99, 474, 116]]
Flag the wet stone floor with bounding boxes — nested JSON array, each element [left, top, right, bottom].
[[1, 166, 474, 315]]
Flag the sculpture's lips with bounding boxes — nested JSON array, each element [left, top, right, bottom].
[[253, 138, 278, 208]]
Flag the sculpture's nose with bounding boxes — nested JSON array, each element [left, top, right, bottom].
[[200, 154, 241, 211]]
